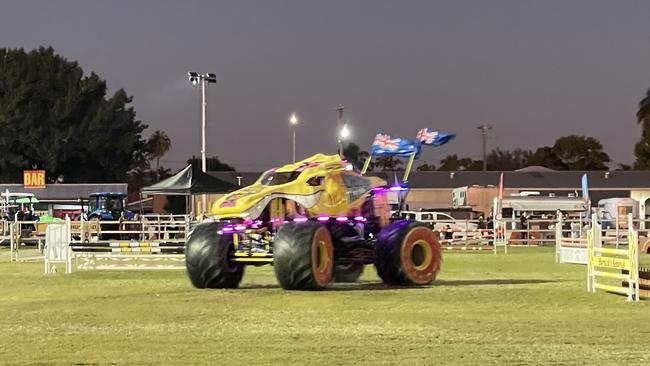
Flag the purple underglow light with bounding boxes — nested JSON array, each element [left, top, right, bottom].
[[222, 227, 234, 233], [234, 225, 247, 231], [317, 216, 330, 222], [293, 217, 308, 222], [336, 216, 348, 222], [389, 186, 408, 191], [372, 186, 409, 193], [354, 216, 365, 222]]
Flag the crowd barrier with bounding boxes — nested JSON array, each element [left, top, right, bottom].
[[424, 220, 509, 254], [587, 214, 644, 301], [8, 220, 44, 262]]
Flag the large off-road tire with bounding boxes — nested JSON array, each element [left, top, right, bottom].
[[334, 263, 364, 283], [185, 222, 244, 289], [274, 222, 334, 290], [374, 220, 441, 286]]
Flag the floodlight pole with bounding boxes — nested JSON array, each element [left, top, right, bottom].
[[336, 104, 345, 157], [289, 113, 298, 163], [292, 127, 296, 163], [201, 79, 207, 174], [200, 79, 208, 215], [188, 71, 216, 217], [477, 124, 492, 171]]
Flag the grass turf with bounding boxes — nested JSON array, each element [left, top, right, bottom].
[[0, 247, 648, 365]]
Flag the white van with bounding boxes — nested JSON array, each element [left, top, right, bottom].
[[399, 211, 478, 231], [597, 198, 638, 229]]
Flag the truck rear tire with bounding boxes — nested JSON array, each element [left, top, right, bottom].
[[334, 263, 364, 282], [374, 220, 441, 286], [186, 222, 244, 289], [274, 222, 334, 290]]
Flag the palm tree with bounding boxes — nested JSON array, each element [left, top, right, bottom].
[[635, 89, 650, 169], [438, 154, 462, 171], [146, 130, 171, 181], [342, 142, 371, 171], [373, 156, 403, 171], [637, 88, 650, 123]]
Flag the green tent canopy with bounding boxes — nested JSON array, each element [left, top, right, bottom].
[[15, 197, 39, 204], [38, 215, 64, 223]]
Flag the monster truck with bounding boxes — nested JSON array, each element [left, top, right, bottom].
[[185, 153, 442, 290]]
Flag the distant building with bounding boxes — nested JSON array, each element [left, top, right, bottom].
[[209, 169, 650, 219]]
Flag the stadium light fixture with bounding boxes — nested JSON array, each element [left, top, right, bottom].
[[339, 123, 350, 140]]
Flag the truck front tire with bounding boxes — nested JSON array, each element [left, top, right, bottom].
[[274, 222, 334, 290], [186, 222, 244, 289]]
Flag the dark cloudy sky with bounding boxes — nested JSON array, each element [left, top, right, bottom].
[[2, 0, 649, 171]]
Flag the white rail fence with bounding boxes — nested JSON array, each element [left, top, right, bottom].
[[42, 215, 190, 273], [587, 214, 643, 301], [555, 215, 650, 265]]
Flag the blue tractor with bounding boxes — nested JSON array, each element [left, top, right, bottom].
[[86, 192, 134, 221]]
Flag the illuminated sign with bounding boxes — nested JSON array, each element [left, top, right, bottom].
[[23, 170, 46, 188]]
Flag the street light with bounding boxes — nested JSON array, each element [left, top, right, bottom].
[[477, 124, 493, 171], [289, 113, 298, 163], [339, 123, 350, 157], [335, 104, 346, 156], [187, 71, 217, 215]]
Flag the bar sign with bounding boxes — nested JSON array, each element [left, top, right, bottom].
[[23, 170, 46, 188]]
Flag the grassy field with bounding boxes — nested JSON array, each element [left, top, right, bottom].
[[1, 247, 649, 365]]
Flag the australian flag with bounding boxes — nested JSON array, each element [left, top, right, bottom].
[[370, 134, 422, 158], [416, 128, 455, 146]]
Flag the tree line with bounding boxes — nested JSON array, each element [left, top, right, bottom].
[[344, 99, 650, 172], [343, 134, 614, 172], [2, 46, 650, 187], [0, 47, 233, 191]]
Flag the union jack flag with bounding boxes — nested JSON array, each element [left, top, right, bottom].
[[416, 128, 455, 146], [372, 134, 400, 151], [371, 134, 420, 157], [417, 128, 438, 144]]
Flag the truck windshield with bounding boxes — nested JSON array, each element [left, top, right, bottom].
[[259, 171, 301, 186], [89, 196, 124, 211], [106, 197, 124, 211], [89, 199, 99, 212]]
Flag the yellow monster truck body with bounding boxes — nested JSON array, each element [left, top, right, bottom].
[[211, 153, 386, 220]]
